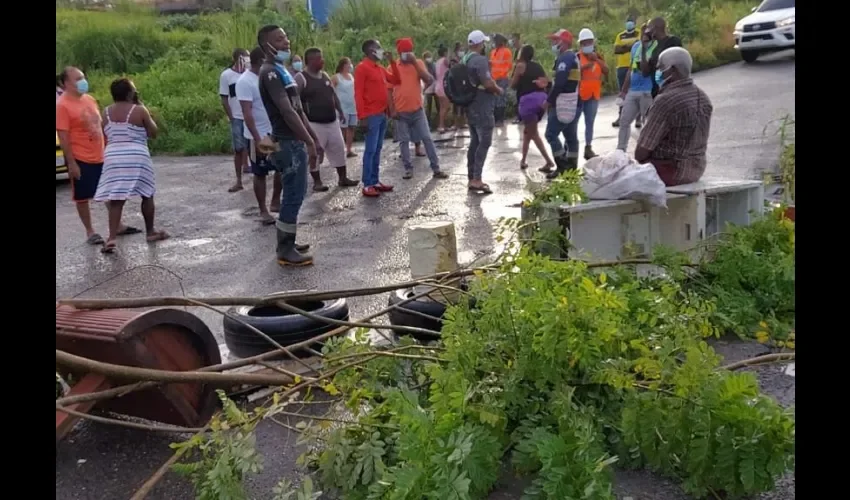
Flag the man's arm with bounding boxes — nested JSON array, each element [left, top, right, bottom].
[[640, 43, 653, 76], [415, 59, 433, 87], [56, 103, 82, 179], [471, 55, 501, 94], [354, 65, 367, 117], [326, 71, 345, 122], [236, 79, 262, 143], [619, 69, 632, 97], [509, 61, 525, 89], [219, 73, 233, 120], [635, 97, 670, 163], [384, 58, 402, 86]]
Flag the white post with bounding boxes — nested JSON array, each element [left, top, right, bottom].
[[407, 221, 460, 304]]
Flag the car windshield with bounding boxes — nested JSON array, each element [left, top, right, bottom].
[[758, 0, 794, 12]]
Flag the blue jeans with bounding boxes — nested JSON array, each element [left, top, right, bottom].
[[577, 98, 599, 146], [362, 113, 388, 187], [544, 104, 581, 159], [396, 109, 440, 172], [269, 138, 307, 233], [467, 124, 493, 181]]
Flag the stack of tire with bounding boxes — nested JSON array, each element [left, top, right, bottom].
[[223, 298, 350, 358]]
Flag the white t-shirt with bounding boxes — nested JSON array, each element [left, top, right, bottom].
[[219, 67, 244, 120], [235, 71, 272, 141]]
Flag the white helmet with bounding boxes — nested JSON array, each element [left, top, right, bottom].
[[578, 28, 595, 42]]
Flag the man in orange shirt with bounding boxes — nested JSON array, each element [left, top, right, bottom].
[[391, 38, 449, 181], [354, 39, 401, 197], [489, 34, 513, 127], [57, 66, 135, 245]]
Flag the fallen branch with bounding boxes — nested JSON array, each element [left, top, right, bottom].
[[57, 267, 492, 310], [720, 352, 795, 371], [56, 350, 297, 386], [129, 421, 212, 500], [55, 405, 203, 434], [274, 300, 441, 339]]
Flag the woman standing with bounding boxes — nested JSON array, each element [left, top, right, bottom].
[[331, 57, 358, 158], [422, 51, 439, 123], [510, 45, 554, 172], [94, 78, 167, 253], [576, 28, 608, 160], [434, 46, 452, 133], [450, 41, 467, 130]]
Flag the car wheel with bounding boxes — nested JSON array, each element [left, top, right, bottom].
[[387, 286, 476, 341], [741, 50, 759, 63], [223, 298, 349, 358]]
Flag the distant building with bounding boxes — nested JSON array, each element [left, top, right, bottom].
[[464, 0, 562, 21]]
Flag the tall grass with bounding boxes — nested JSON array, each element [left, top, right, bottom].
[[56, 0, 754, 155]]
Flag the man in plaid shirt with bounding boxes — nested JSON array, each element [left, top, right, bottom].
[[635, 47, 712, 187]]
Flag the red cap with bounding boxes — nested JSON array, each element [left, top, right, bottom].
[[396, 38, 414, 53], [547, 29, 573, 45]]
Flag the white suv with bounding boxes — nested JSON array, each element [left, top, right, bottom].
[[733, 0, 795, 63]]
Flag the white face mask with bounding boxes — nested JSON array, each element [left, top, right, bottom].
[[425, 57, 433, 63], [401, 52, 415, 62], [374, 48, 385, 60]]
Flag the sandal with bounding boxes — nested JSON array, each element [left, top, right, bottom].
[[259, 213, 276, 225], [100, 241, 117, 254], [228, 184, 244, 193], [117, 226, 142, 236], [86, 233, 105, 245], [146, 230, 170, 243], [538, 164, 554, 174]]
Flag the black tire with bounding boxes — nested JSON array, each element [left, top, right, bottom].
[[223, 298, 349, 358], [741, 50, 759, 63], [387, 287, 475, 340]]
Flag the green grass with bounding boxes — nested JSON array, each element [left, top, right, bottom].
[[56, 0, 754, 155]]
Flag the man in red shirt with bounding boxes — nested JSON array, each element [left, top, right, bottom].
[[354, 39, 401, 197]]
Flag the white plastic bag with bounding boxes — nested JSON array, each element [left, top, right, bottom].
[[581, 151, 668, 209], [555, 91, 579, 124]]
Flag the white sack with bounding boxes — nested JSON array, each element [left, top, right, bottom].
[[581, 150, 668, 209]]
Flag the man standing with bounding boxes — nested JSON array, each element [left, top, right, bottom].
[[57, 66, 134, 245], [635, 47, 712, 187], [295, 47, 359, 192], [390, 38, 448, 181], [237, 47, 281, 225], [219, 48, 250, 192], [616, 25, 656, 153], [543, 29, 582, 180], [612, 14, 640, 128], [257, 25, 320, 266], [489, 34, 512, 127], [354, 39, 401, 197], [511, 33, 522, 61], [464, 30, 503, 194], [645, 17, 682, 99]]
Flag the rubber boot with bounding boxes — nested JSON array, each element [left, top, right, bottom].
[[584, 145, 597, 160], [276, 230, 313, 266], [310, 171, 329, 192], [546, 156, 578, 180], [612, 106, 622, 128], [336, 166, 358, 187]]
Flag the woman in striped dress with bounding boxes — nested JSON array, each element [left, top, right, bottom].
[[94, 78, 168, 253]]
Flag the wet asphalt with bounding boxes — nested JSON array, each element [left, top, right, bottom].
[[55, 53, 795, 499]]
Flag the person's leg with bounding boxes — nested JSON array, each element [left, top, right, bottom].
[[373, 114, 391, 190], [400, 141, 413, 178], [530, 120, 555, 168], [274, 140, 312, 265], [414, 109, 445, 177], [415, 141, 424, 156], [438, 96, 449, 131], [583, 98, 599, 159], [544, 107, 565, 158], [638, 92, 653, 129], [229, 119, 246, 192], [72, 160, 104, 243], [140, 196, 169, 242], [101, 199, 125, 251], [324, 120, 358, 187], [344, 125, 355, 156], [252, 151, 274, 223], [617, 92, 641, 151], [520, 125, 531, 168], [309, 122, 328, 192], [466, 124, 480, 181], [75, 201, 97, 239], [470, 125, 493, 189], [361, 114, 381, 194], [547, 100, 581, 179], [270, 172, 282, 213], [613, 67, 628, 127]]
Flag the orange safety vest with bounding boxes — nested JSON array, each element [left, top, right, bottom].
[[489, 47, 513, 80], [578, 53, 603, 101]]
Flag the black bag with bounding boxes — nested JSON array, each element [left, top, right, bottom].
[[443, 57, 477, 107]]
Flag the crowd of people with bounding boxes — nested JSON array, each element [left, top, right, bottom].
[[56, 15, 713, 267]]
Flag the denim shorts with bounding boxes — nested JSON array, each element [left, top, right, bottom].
[[343, 114, 358, 128], [230, 119, 248, 153], [248, 140, 275, 177]]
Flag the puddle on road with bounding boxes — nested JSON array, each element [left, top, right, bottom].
[[182, 238, 213, 248]]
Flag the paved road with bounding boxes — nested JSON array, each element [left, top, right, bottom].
[[55, 53, 795, 499]]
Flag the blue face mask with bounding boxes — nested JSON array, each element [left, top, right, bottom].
[[626, 21, 636, 31], [267, 43, 290, 64], [551, 44, 561, 55], [581, 46, 594, 55], [292, 61, 303, 71], [76, 79, 89, 94], [655, 69, 665, 86]]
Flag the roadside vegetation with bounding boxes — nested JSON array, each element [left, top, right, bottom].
[[170, 172, 795, 499], [56, 0, 754, 155]]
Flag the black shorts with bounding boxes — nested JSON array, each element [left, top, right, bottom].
[[71, 160, 104, 202], [249, 140, 276, 177]]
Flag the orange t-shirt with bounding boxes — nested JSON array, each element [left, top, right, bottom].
[[56, 94, 104, 164], [392, 59, 427, 113]]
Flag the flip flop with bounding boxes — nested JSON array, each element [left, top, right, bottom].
[[100, 241, 117, 254], [228, 185, 244, 193], [86, 233, 104, 245], [260, 215, 276, 226], [117, 226, 142, 236], [402, 171, 413, 180], [146, 230, 170, 243]]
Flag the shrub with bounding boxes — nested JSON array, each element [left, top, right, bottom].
[[56, 0, 754, 155]]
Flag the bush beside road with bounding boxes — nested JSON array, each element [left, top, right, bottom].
[[57, 0, 754, 156]]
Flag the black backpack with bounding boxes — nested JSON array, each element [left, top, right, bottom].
[[443, 55, 478, 107]]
